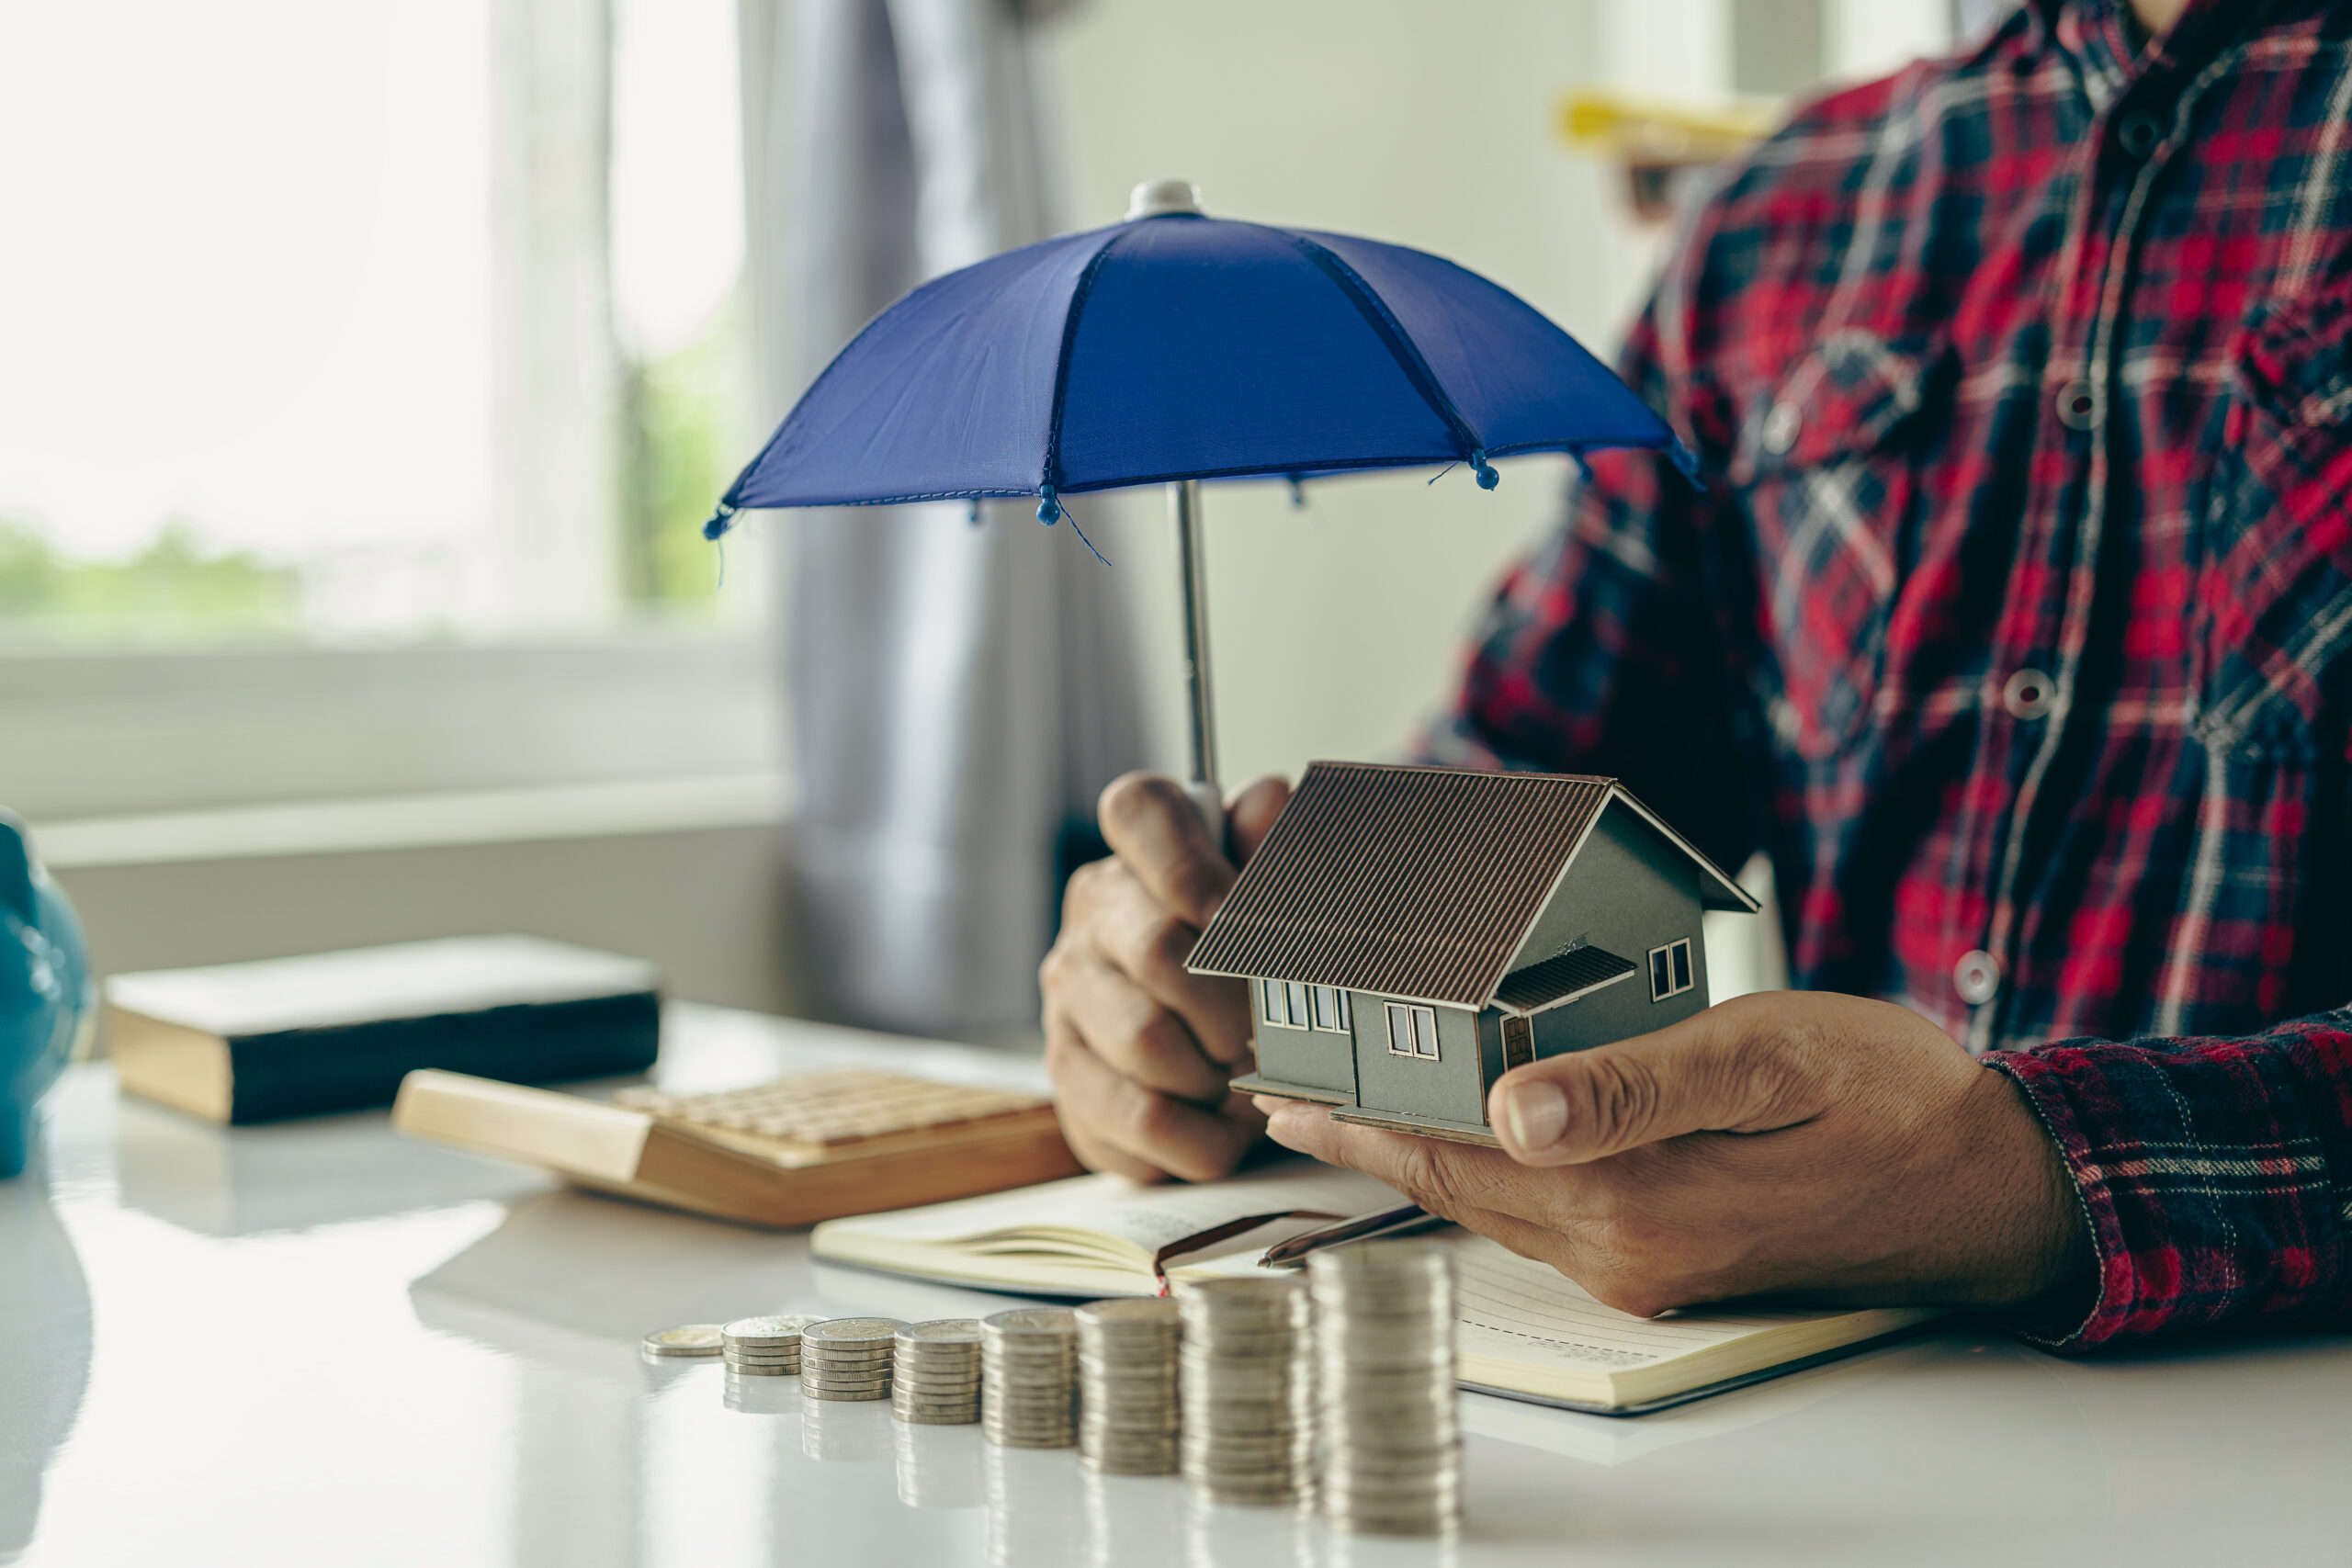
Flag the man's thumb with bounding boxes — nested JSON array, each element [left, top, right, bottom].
[[1486, 1010, 1812, 1167], [1227, 774, 1293, 864]]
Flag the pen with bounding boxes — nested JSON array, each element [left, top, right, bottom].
[[1256, 1202, 1449, 1269]]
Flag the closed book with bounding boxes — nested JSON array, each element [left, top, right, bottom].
[[107, 936, 661, 1123]]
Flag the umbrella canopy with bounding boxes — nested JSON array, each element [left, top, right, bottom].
[[707, 200, 1690, 532]]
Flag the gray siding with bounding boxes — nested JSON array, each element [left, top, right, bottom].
[[1250, 986, 1357, 1095], [1513, 802, 1709, 1058], [1351, 1002, 1485, 1123]]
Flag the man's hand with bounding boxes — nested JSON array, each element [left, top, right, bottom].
[[1042, 772, 1290, 1183], [1258, 991, 2095, 1316]]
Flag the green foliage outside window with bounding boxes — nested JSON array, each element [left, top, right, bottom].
[[620, 299, 742, 611], [0, 518, 299, 644]]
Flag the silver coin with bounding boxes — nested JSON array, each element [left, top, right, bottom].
[[802, 1316, 906, 1348], [897, 1318, 983, 1345], [724, 1362, 796, 1377], [893, 1406, 980, 1426], [724, 1313, 821, 1338], [806, 1384, 890, 1402], [640, 1325, 726, 1357], [800, 1342, 898, 1361], [980, 1306, 1078, 1336]]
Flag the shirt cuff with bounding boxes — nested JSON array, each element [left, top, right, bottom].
[[1978, 1050, 2119, 1352], [1981, 1023, 2351, 1353]]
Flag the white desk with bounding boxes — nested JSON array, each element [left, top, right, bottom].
[[7, 1004, 2347, 1567]]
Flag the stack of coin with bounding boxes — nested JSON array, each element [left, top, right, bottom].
[[799, 1316, 905, 1402], [1307, 1240, 1460, 1535], [979, 1307, 1080, 1448], [1176, 1277, 1312, 1506], [640, 1324, 725, 1359], [722, 1314, 818, 1377], [1075, 1298, 1182, 1474], [892, 1319, 984, 1424]]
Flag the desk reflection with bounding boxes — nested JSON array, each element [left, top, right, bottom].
[[0, 1155, 91, 1566], [112, 1092, 542, 1238]]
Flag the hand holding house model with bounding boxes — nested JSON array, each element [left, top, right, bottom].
[[1188, 761, 1758, 1146]]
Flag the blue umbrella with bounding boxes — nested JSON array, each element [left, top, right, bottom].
[[707, 180, 1691, 829]]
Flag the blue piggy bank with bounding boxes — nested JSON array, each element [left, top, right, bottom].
[[2, 810, 93, 1179]]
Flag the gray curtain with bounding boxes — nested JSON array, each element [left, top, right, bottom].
[[739, 0, 1145, 1038]]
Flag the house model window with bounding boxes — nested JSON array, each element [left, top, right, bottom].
[[1310, 986, 1351, 1032], [1385, 1002, 1440, 1060], [1649, 938, 1695, 1002], [1261, 981, 1315, 1029]]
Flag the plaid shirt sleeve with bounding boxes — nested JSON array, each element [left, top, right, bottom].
[[1986, 1018, 2352, 1352]]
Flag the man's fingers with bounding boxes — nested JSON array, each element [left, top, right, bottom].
[[1486, 996, 1828, 1167], [1256, 1100, 1550, 1219], [1041, 943, 1231, 1101], [1227, 775, 1293, 863], [1097, 772, 1235, 927], [1047, 1019, 1263, 1184], [1258, 1101, 1713, 1317], [1071, 862, 1254, 1066]]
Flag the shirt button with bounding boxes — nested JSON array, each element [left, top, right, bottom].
[[1759, 401, 1804, 457], [2117, 109, 2165, 159], [2002, 667, 2056, 720], [2056, 380, 2101, 431], [1954, 950, 2001, 1007]]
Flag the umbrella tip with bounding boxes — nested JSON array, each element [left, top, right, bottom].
[[1126, 178, 1204, 220]]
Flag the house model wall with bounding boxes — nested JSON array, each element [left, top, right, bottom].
[[1186, 761, 1758, 1145]]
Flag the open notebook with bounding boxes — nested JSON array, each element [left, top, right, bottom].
[[810, 1158, 1947, 1416]]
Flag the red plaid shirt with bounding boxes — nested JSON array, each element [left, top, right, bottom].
[[1423, 0, 2352, 1348]]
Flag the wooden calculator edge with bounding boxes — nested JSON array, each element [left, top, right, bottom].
[[393, 1068, 1083, 1230]]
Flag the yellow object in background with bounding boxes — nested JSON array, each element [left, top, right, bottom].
[[1555, 89, 1780, 223]]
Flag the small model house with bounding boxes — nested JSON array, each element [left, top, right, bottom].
[[1187, 761, 1758, 1145]]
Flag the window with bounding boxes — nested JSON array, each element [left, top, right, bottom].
[[1261, 980, 1312, 1030], [1384, 1002, 1441, 1060], [0, 0, 751, 647], [1309, 986, 1351, 1032], [1649, 938, 1696, 1001]]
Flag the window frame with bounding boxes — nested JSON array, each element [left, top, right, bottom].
[[1308, 985, 1351, 1033], [1384, 1001, 1441, 1060], [1648, 938, 1696, 1002]]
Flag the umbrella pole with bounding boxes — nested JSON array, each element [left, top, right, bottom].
[[1168, 479, 1226, 849]]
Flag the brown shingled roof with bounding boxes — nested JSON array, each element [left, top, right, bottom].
[[1185, 761, 1612, 1008]]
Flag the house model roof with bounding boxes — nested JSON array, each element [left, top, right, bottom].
[[1185, 761, 1757, 1010]]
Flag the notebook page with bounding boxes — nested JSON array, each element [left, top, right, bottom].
[[817, 1156, 1398, 1258], [1453, 1232, 1938, 1380]]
